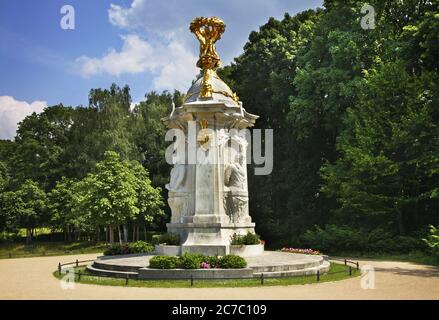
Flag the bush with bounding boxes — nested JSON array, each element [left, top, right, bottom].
[[423, 225, 439, 257], [230, 232, 261, 245], [149, 256, 180, 269], [103, 244, 130, 256], [299, 224, 425, 254], [148, 254, 247, 269], [127, 241, 154, 254], [178, 253, 204, 269], [104, 241, 154, 256], [218, 255, 247, 269], [203, 255, 221, 268], [152, 233, 180, 246]]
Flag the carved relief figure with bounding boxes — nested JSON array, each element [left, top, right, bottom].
[[224, 152, 248, 223]]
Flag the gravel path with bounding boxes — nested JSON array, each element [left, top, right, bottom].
[[0, 253, 438, 300]]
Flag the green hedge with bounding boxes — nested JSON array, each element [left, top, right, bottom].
[[149, 256, 180, 269], [148, 254, 247, 269], [230, 232, 261, 245], [299, 225, 427, 254], [103, 241, 154, 256]]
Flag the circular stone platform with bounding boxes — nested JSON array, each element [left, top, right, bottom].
[[87, 251, 330, 280]]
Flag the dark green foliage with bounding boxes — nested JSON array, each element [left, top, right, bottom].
[[149, 256, 180, 269], [103, 241, 154, 256], [178, 253, 204, 269], [148, 254, 247, 269], [230, 232, 261, 245], [218, 255, 247, 269], [300, 225, 425, 254], [152, 233, 180, 246], [128, 241, 155, 254], [423, 225, 439, 257], [202, 255, 221, 268], [103, 244, 131, 256]]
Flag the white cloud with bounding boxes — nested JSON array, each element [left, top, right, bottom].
[[77, 0, 322, 93], [108, 0, 186, 35], [0, 96, 46, 140], [76, 34, 197, 92]]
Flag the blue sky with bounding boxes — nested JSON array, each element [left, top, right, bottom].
[[0, 0, 323, 139]]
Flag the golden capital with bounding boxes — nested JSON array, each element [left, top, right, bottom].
[[190, 17, 226, 99], [190, 17, 225, 70]]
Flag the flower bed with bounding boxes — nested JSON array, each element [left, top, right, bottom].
[[281, 247, 322, 255], [149, 253, 247, 269]]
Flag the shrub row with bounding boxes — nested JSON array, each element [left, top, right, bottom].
[[149, 253, 247, 269], [299, 225, 427, 254], [230, 232, 261, 245], [103, 241, 154, 256]]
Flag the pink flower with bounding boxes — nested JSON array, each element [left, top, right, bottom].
[[201, 262, 211, 269], [280, 247, 321, 255]]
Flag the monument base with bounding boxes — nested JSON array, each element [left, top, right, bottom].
[[166, 220, 258, 256], [155, 243, 264, 257]]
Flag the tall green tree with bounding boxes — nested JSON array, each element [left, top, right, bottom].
[[221, 10, 322, 242], [9, 105, 74, 190], [79, 151, 163, 244], [0, 180, 47, 243]]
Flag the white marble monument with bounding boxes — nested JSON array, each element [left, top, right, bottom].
[[161, 17, 261, 256]]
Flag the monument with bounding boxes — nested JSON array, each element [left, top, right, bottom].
[[87, 17, 330, 279], [161, 17, 261, 256]]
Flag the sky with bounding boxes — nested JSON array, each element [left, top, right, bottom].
[[0, 0, 323, 140]]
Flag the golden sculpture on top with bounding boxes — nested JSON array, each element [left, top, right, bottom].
[[190, 17, 234, 100], [190, 17, 225, 70]]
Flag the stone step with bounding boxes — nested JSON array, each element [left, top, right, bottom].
[[86, 265, 139, 279], [253, 261, 330, 278], [92, 261, 143, 273], [250, 260, 322, 273]]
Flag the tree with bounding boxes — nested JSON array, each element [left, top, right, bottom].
[[48, 177, 84, 241], [10, 105, 74, 190], [321, 61, 439, 235], [79, 151, 163, 244], [0, 180, 47, 243], [128, 160, 164, 241], [221, 10, 322, 242]]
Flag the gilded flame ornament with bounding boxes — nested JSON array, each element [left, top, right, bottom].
[[190, 17, 238, 102]]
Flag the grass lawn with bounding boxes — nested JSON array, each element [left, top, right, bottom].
[[0, 241, 106, 259], [53, 262, 360, 288]]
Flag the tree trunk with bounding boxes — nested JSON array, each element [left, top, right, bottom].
[[26, 228, 32, 244], [137, 226, 140, 242], [67, 226, 72, 242], [132, 222, 136, 242], [118, 226, 123, 245], [123, 224, 128, 243], [109, 226, 114, 244]]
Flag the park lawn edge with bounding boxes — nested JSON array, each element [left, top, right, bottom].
[[52, 262, 360, 288]]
